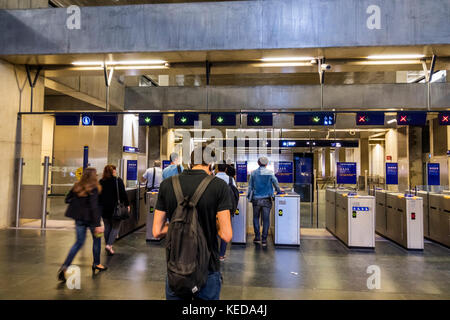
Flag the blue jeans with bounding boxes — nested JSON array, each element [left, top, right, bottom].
[[166, 271, 222, 300], [63, 220, 101, 267], [219, 238, 227, 257], [252, 198, 272, 242]]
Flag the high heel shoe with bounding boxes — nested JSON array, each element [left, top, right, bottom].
[[57, 266, 67, 282], [105, 247, 115, 256], [92, 264, 108, 272]]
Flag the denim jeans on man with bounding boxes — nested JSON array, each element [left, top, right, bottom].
[[165, 271, 222, 300], [62, 220, 101, 267], [252, 198, 272, 242]]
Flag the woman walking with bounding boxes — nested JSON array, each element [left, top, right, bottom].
[[58, 168, 107, 282], [99, 165, 130, 256]]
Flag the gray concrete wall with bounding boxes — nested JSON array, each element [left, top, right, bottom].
[[125, 83, 450, 111], [0, 0, 47, 9], [0, 0, 449, 55]]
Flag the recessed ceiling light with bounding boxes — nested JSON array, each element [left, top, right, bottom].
[[255, 62, 312, 67], [354, 60, 421, 65], [260, 57, 315, 62]]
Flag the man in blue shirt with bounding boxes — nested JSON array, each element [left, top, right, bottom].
[[247, 156, 282, 247], [162, 152, 183, 180]]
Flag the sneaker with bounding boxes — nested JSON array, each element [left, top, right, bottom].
[[253, 238, 261, 244], [262, 241, 267, 247]]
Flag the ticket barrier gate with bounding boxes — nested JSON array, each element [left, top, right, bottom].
[[382, 193, 424, 250], [273, 192, 300, 246], [326, 189, 375, 248], [231, 190, 248, 244], [146, 190, 160, 241], [418, 191, 450, 247], [325, 188, 353, 236]]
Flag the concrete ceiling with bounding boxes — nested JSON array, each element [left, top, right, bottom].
[[50, 0, 240, 6]]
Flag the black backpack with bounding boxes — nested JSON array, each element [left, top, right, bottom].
[[166, 174, 214, 297], [228, 176, 240, 216]]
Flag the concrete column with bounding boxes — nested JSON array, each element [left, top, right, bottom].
[[147, 127, 161, 167], [0, 60, 45, 228], [360, 138, 369, 178], [107, 115, 123, 168], [408, 127, 423, 187], [324, 148, 331, 178], [338, 148, 346, 163]]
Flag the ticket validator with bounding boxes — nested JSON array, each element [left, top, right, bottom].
[[273, 192, 301, 246], [231, 189, 248, 244]]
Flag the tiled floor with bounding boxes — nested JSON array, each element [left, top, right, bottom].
[[0, 227, 449, 300]]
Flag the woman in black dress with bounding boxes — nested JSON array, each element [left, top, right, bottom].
[[99, 165, 130, 256]]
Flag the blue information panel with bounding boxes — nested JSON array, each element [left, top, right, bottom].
[[236, 161, 248, 183], [162, 160, 171, 170], [275, 161, 294, 183], [127, 160, 138, 181], [81, 114, 93, 126], [83, 146, 89, 169], [336, 162, 357, 185], [427, 163, 440, 186], [385, 163, 399, 185]]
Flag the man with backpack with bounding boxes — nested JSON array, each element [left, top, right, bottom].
[[153, 143, 233, 300], [215, 162, 239, 261]]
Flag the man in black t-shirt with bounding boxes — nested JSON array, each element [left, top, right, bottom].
[[153, 143, 233, 300]]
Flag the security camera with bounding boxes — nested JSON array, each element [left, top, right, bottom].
[[321, 64, 331, 71], [349, 130, 356, 136]]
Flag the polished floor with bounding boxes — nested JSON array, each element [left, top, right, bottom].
[[0, 227, 449, 300]]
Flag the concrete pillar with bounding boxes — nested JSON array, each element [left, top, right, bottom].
[[408, 127, 423, 187], [0, 60, 45, 228], [147, 127, 161, 167], [360, 138, 369, 177], [338, 148, 346, 163], [107, 115, 123, 168], [324, 148, 331, 178]]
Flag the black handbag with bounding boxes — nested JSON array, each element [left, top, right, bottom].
[[112, 177, 130, 220]]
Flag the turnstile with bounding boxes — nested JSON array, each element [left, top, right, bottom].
[[335, 192, 375, 248], [383, 193, 424, 250], [325, 188, 353, 236], [274, 193, 300, 246], [375, 190, 388, 235], [428, 194, 450, 247], [231, 191, 247, 244], [145, 191, 160, 241]]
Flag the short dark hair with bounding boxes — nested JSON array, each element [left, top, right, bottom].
[[190, 142, 216, 167], [226, 165, 236, 178], [217, 163, 227, 172]]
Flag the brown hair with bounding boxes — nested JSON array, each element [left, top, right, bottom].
[[102, 164, 117, 180], [73, 167, 101, 197]]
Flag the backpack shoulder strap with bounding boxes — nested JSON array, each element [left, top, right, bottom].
[[228, 176, 232, 186], [190, 175, 215, 206], [171, 175, 184, 204]]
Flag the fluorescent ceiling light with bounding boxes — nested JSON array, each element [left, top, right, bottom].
[[72, 60, 167, 66], [114, 65, 168, 70], [367, 54, 425, 60], [256, 62, 312, 67], [72, 61, 104, 66], [387, 119, 397, 124], [354, 60, 421, 65], [261, 57, 314, 62]]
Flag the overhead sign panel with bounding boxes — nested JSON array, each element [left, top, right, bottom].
[[174, 113, 199, 126], [139, 113, 163, 126], [211, 113, 236, 126], [396, 112, 427, 126], [438, 112, 450, 125], [55, 113, 80, 126], [294, 112, 334, 126], [356, 112, 385, 126], [336, 162, 357, 185], [93, 113, 118, 126], [247, 113, 273, 126]]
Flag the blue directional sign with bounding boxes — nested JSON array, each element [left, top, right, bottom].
[[247, 113, 273, 126], [397, 112, 427, 126], [174, 113, 199, 126], [294, 112, 335, 126], [81, 114, 92, 126], [356, 112, 385, 126], [211, 113, 237, 126], [139, 113, 163, 126], [386, 163, 399, 185], [337, 162, 357, 184], [427, 163, 440, 186], [55, 113, 80, 126]]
